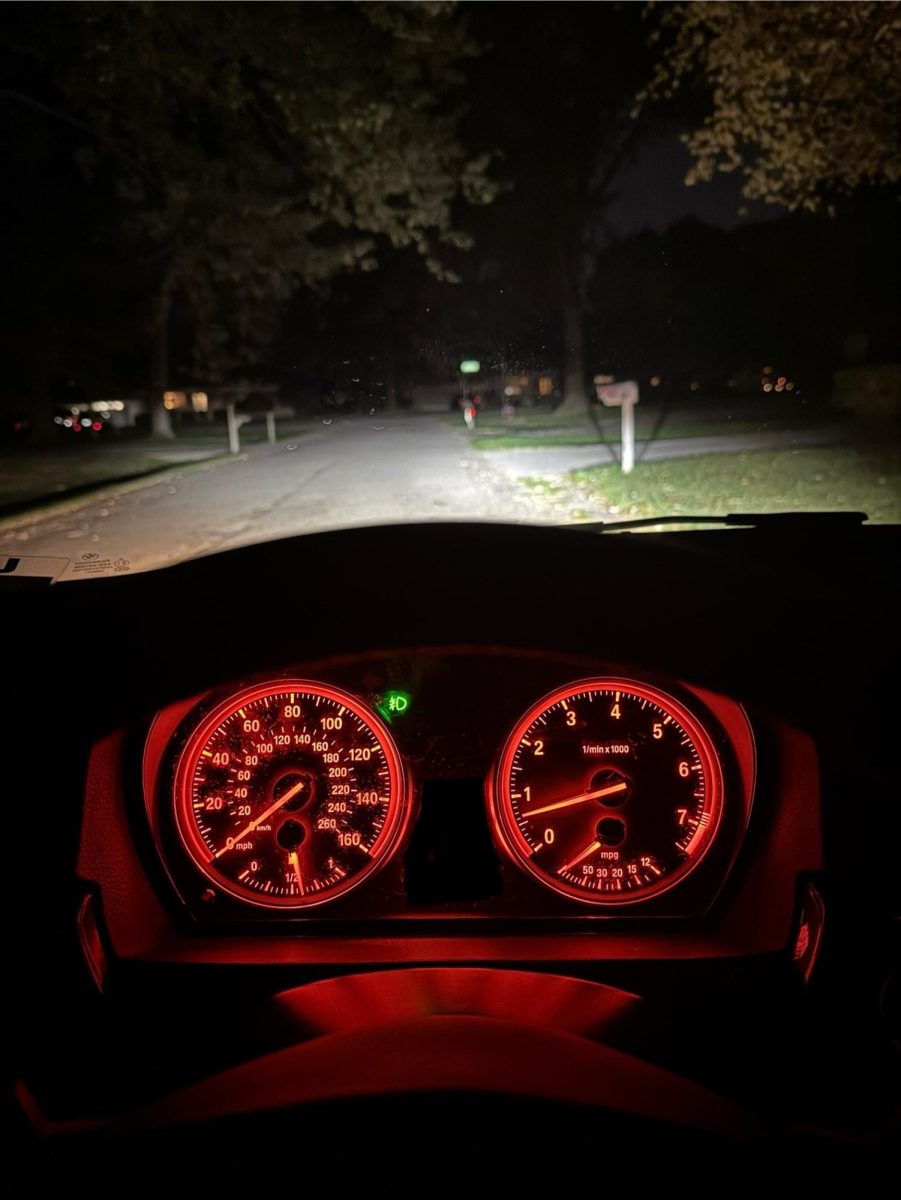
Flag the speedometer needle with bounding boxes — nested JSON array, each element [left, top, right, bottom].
[[559, 839, 601, 874], [214, 778, 306, 858], [523, 780, 627, 817]]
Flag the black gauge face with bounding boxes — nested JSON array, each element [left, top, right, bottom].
[[491, 679, 724, 904], [173, 681, 408, 908]]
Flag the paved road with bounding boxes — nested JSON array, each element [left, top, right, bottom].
[[0, 414, 849, 581], [1, 415, 598, 579]]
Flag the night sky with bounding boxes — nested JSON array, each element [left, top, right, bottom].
[[604, 133, 782, 237], [0, 0, 896, 406]]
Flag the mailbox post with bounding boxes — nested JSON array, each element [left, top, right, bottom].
[[595, 380, 639, 474], [226, 402, 253, 455]]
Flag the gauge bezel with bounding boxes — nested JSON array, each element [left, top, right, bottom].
[[488, 676, 726, 906], [172, 678, 409, 910]]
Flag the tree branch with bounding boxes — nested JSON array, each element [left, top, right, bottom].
[[0, 87, 157, 185]]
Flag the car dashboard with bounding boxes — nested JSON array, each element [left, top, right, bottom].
[[84, 647, 808, 963], [4, 520, 898, 1190]]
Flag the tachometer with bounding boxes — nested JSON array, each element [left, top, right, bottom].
[[489, 678, 724, 904], [173, 681, 408, 909]]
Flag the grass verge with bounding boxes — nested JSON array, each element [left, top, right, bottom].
[[0, 449, 236, 529], [557, 445, 901, 523], [0, 447, 211, 509], [0, 425, 313, 515]]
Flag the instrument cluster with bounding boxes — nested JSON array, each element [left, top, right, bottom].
[[141, 648, 757, 926]]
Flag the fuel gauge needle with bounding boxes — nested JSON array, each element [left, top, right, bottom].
[[288, 850, 304, 896], [559, 839, 601, 874]]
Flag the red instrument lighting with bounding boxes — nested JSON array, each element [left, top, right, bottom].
[[172, 680, 409, 909], [489, 678, 725, 904]]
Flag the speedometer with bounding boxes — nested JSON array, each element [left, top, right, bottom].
[[489, 678, 724, 905], [172, 680, 408, 909]]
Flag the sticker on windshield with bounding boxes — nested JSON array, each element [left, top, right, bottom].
[[67, 555, 132, 577]]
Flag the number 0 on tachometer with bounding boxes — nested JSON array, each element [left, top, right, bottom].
[[489, 679, 724, 904]]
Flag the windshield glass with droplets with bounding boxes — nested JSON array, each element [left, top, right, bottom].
[[1, 1, 898, 580]]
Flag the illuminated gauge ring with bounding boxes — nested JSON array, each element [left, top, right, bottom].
[[490, 678, 725, 905], [173, 680, 408, 910]]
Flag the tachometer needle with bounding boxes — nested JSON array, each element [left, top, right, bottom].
[[559, 839, 601, 874], [288, 850, 304, 896], [523, 780, 627, 817], [214, 778, 306, 858]]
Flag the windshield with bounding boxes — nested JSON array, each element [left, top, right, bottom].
[[1, 1, 899, 579]]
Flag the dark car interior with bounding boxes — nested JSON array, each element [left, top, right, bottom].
[[5, 520, 898, 1193]]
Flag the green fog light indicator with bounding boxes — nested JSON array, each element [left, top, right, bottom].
[[378, 690, 412, 720]]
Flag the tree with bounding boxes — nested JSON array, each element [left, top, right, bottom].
[[462, 4, 655, 420], [638, 1, 901, 212], [3, 1, 497, 435]]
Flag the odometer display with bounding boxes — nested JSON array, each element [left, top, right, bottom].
[[490, 679, 724, 905], [173, 681, 407, 909]]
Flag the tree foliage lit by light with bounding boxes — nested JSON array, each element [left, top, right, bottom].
[[638, 1, 901, 212], [7, 1, 498, 419]]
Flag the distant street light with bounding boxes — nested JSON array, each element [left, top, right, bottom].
[[459, 360, 480, 374]]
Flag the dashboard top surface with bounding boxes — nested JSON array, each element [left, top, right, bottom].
[[4, 519, 899, 731]]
